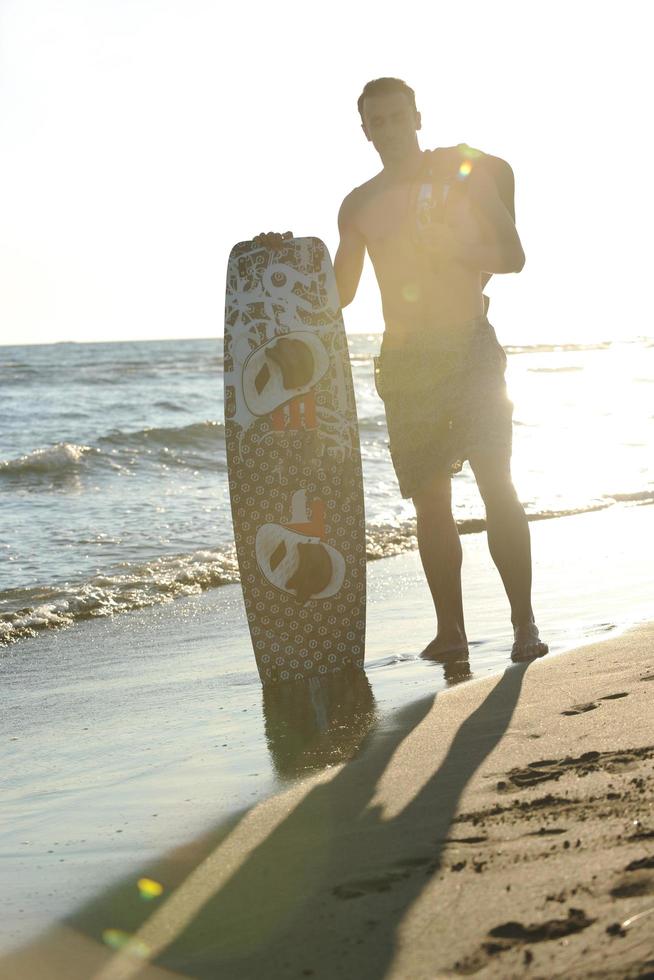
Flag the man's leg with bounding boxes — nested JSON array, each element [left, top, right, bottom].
[[468, 450, 548, 660], [413, 472, 468, 657]]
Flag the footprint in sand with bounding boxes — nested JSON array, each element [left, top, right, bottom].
[[444, 835, 489, 844], [561, 702, 599, 716], [629, 827, 654, 841], [625, 856, 654, 872], [393, 855, 432, 868], [453, 908, 595, 974], [611, 879, 653, 899], [610, 862, 654, 900], [501, 745, 654, 789], [561, 692, 629, 715], [332, 871, 410, 899], [334, 849, 467, 899]]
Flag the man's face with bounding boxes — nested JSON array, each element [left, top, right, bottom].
[[361, 91, 421, 164]]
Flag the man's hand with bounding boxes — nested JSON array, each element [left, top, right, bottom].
[[419, 222, 463, 263], [252, 231, 293, 249]]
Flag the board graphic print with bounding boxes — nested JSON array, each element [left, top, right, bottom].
[[224, 237, 366, 685]]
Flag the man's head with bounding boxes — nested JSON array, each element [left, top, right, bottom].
[[357, 77, 421, 166]]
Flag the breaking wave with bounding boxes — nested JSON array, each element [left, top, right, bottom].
[[0, 443, 93, 477], [4, 495, 649, 648], [0, 548, 240, 646], [0, 422, 226, 485]]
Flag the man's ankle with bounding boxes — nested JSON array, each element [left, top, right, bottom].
[[437, 624, 467, 640], [511, 613, 535, 629]]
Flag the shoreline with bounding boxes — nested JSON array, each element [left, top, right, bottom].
[[4, 498, 651, 651], [3, 622, 653, 978], [2, 498, 653, 653]]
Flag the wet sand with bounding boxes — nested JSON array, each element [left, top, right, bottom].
[[2, 620, 653, 979]]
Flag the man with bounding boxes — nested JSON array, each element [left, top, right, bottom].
[[257, 76, 547, 662]]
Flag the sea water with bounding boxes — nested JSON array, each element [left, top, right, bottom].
[[1, 334, 653, 646]]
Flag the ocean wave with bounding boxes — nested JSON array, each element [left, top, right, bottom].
[[348, 335, 625, 355], [0, 443, 93, 477], [4, 496, 640, 648], [527, 366, 584, 373], [1, 350, 224, 387], [99, 420, 224, 449], [603, 490, 654, 504], [0, 548, 240, 646], [363, 503, 615, 561], [0, 423, 226, 486], [153, 400, 189, 412], [0, 364, 42, 384], [505, 342, 613, 354]]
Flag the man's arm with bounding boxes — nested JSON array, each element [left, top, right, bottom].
[[467, 155, 524, 278], [483, 153, 515, 220], [334, 192, 366, 308], [420, 152, 524, 280]]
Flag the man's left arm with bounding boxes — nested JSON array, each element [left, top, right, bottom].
[[463, 155, 525, 276]]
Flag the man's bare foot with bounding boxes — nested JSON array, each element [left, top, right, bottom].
[[420, 630, 469, 660], [511, 621, 549, 662]]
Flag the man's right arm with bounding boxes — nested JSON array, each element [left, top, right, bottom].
[[334, 192, 366, 308]]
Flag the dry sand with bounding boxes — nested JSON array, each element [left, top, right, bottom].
[[3, 622, 653, 980]]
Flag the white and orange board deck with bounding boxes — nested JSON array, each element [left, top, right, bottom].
[[224, 237, 366, 685]]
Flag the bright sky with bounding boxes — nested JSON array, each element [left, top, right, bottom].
[[1, 0, 651, 347]]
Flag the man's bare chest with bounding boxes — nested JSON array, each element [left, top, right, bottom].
[[355, 179, 480, 256], [355, 183, 413, 248]]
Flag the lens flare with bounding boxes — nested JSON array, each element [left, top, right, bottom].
[[137, 877, 164, 900], [401, 282, 421, 303], [458, 160, 473, 179], [102, 929, 151, 958]]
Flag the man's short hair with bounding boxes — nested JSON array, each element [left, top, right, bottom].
[[357, 77, 417, 121]]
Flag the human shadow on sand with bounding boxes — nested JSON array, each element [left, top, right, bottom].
[[2, 660, 529, 979]]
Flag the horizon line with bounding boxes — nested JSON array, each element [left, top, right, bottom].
[[1, 333, 652, 350]]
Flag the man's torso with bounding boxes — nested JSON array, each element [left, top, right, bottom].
[[349, 147, 487, 347]]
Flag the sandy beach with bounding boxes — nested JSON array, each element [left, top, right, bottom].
[[3, 622, 653, 979], [2, 504, 653, 978]]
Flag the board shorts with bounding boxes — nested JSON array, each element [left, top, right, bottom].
[[373, 316, 513, 499]]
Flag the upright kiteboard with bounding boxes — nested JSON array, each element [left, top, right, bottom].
[[224, 237, 366, 685]]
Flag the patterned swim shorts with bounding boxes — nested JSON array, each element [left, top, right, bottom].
[[373, 317, 513, 498]]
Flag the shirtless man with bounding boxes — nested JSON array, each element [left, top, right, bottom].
[[257, 76, 547, 662]]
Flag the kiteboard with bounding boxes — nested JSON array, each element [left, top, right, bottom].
[[224, 237, 366, 685]]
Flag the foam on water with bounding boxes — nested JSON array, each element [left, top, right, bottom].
[[2, 497, 650, 646], [0, 548, 240, 644]]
